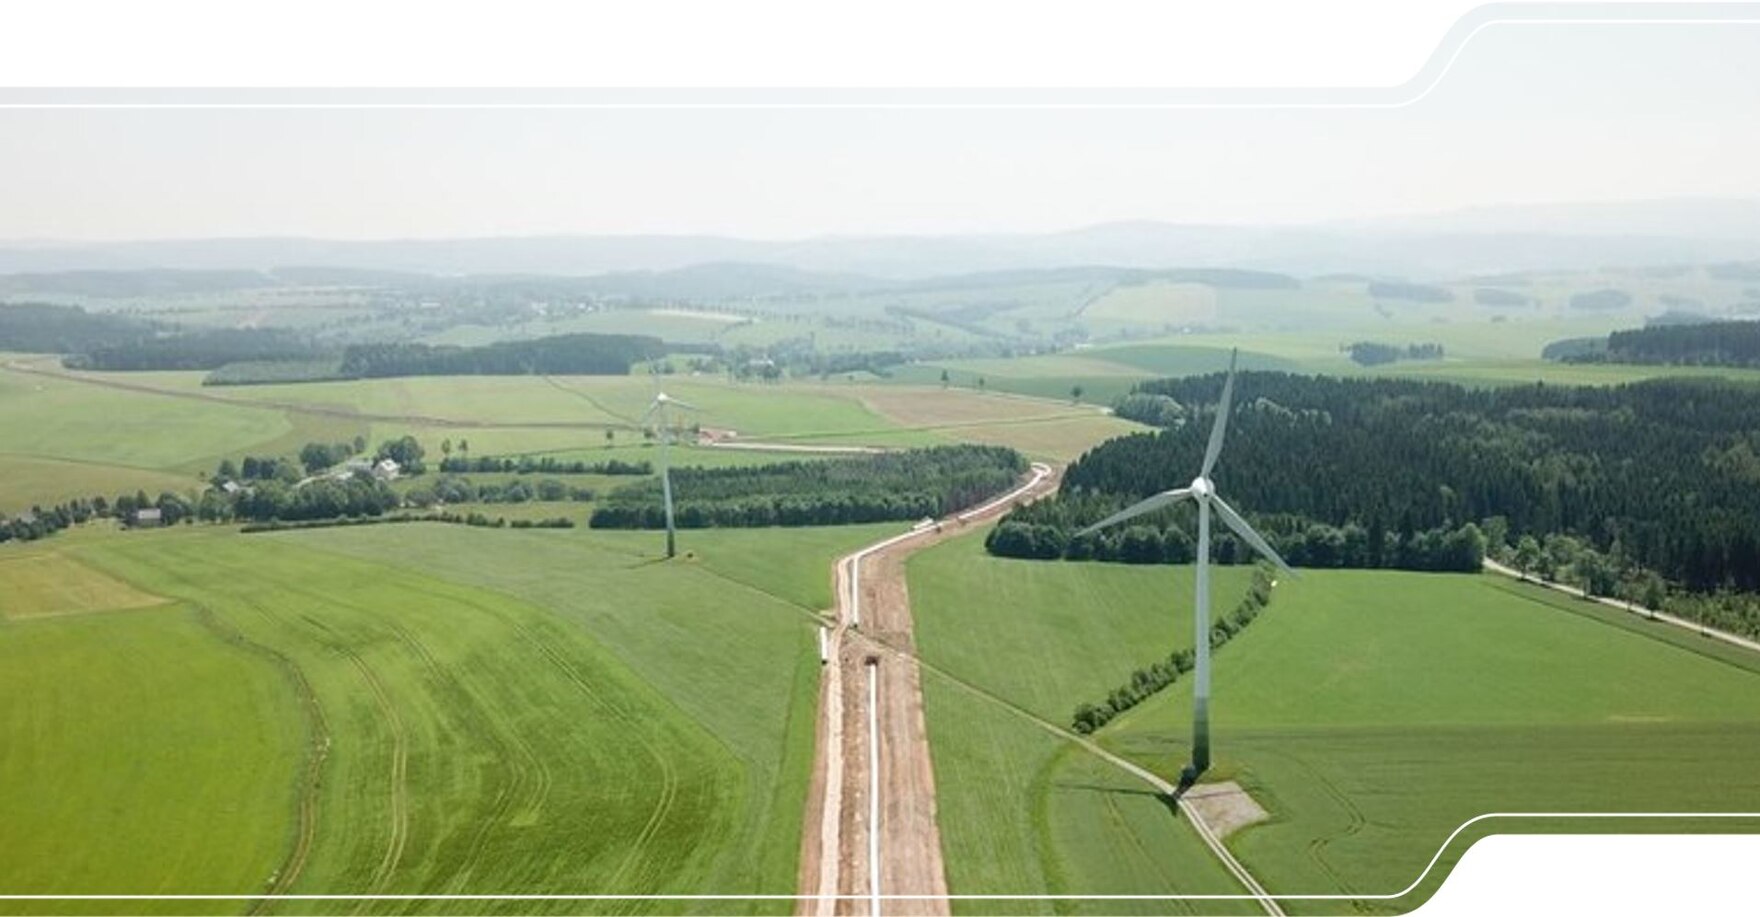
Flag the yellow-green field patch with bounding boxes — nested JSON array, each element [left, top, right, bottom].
[[0, 550, 168, 620]]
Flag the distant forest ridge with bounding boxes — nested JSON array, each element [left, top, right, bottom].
[[1552, 320, 1760, 368], [0, 303, 664, 379], [0, 261, 1307, 301]]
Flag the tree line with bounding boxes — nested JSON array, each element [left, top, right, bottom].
[[1072, 566, 1275, 734], [437, 455, 650, 475], [1559, 321, 1760, 368], [996, 371, 1760, 595], [337, 332, 666, 378], [987, 508, 1486, 573], [0, 302, 156, 353], [1342, 341, 1444, 366], [66, 327, 322, 371], [589, 445, 1025, 530]]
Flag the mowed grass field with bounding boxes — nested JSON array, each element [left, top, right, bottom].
[[0, 520, 899, 914], [906, 535, 1262, 913], [907, 540, 1760, 914], [1100, 571, 1760, 913]]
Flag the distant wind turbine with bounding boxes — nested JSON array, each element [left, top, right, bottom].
[[642, 390, 698, 558], [1078, 349, 1293, 782]]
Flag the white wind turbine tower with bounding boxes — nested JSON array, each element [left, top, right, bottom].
[[1078, 349, 1293, 781], [642, 390, 698, 559]]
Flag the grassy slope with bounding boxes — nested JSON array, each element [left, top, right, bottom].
[[74, 533, 752, 913], [0, 365, 289, 472], [906, 535, 1260, 912], [0, 599, 304, 912], [273, 523, 900, 901], [1102, 570, 1760, 914], [0, 522, 896, 913]]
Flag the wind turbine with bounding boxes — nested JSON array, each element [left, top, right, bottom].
[[1078, 349, 1293, 781], [642, 390, 698, 558]]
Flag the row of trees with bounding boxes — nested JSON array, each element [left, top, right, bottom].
[[241, 511, 575, 533], [1, 490, 196, 545], [436, 455, 650, 475], [414, 476, 593, 506], [589, 445, 1025, 530], [1010, 372, 1760, 593], [1072, 567, 1276, 734], [986, 512, 1486, 572]]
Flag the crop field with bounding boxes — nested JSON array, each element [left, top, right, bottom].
[[906, 535, 1262, 910], [0, 545, 167, 619], [0, 520, 897, 914], [0, 455, 198, 515], [839, 385, 1144, 461], [0, 363, 292, 473], [907, 540, 1760, 913], [0, 596, 307, 913], [1100, 571, 1760, 913]]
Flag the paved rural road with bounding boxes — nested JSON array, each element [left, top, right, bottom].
[[1484, 559, 1760, 655], [797, 462, 1055, 916]]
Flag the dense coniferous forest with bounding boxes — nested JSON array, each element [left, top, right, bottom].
[[67, 328, 322, 371], [997, 372, 1760, 594], [589, 445, 1025, 529], [0, 303, 154, 353], [1560, 320, 1760, 367], [338, 333, 666, 378]]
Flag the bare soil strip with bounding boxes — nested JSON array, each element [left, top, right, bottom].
[[797, 464, 1053, 916], [798, 461, 1286, 916]]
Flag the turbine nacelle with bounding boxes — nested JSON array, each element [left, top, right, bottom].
[[1190, 475, 1214, 500]]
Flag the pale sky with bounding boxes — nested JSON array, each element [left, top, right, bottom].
[[3, 21, 1759, 240]]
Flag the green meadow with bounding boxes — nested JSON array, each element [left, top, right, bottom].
[[906, 535, 1261, 912], [906, 539, 1760, 914], [0, 521, 898, 914]]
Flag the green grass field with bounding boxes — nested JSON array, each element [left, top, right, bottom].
[[0, 521, 900, 913], [1102, 571, 1760, 913], [906, 535, 1261, 911], [907, 540, 1760, 914]]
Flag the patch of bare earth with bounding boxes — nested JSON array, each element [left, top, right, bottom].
[[1183, 781, 1270, 839]]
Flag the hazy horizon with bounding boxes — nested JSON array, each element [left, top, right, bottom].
[[2, 21, 1758, 242]]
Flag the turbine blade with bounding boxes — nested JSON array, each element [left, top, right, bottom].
[[1211, 494, 1296, 577], [1075, 488, 1191, 536], [664, 396, 701, 412], [640, 400, 661, 425], [1200, 349, 1239, 478]]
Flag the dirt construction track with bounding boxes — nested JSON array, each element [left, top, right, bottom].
[[796, 463, 1056, 916]]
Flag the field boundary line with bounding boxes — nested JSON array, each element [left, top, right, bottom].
[[1484, 559, 1760, 655]]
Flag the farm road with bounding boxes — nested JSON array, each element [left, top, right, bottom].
[[795, 461, 1284, 916]]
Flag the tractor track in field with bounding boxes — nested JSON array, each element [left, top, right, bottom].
[[515, 612, 684, 895], [339, 651, 412, 892], [379, 611, 552, 891], [131, 555, 332, 911], [183, 599, 330, 911]]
